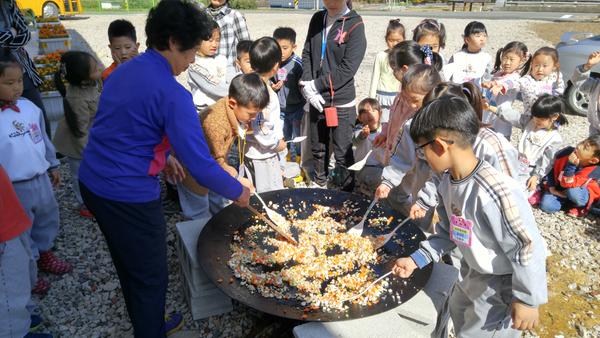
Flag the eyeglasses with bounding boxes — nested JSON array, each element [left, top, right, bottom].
[[415, 138, 454, 157]]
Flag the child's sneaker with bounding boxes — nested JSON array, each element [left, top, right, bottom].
[[79, 205, 93, 218], [165, 312, 184, 336], [31, 279, 51, 295], [528, 190, 542, 206], [30, 314, 44, 331], [567, 207, 587, 218], [38, 251, 73, 275]]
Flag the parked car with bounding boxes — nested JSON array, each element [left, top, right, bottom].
[[556, 32, 600, 116]]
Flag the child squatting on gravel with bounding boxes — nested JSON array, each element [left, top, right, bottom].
[[393, 96, 548, 337], [538, 135, 600, 217]]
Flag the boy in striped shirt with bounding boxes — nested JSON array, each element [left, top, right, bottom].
[[393, 96, 547, 337]]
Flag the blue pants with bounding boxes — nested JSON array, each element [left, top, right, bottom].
[[12, 174, 59, 286], [282, 109, 303, 159], [81, 182, 168, 338], [540, 187, 589, 213], [176, 183, 210, 220], [0, 234, 33, 338]]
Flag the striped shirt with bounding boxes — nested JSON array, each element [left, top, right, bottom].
[[205, 4, 250, 63], [0, 0, 41, 86]]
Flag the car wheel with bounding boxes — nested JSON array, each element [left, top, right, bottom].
[[42, 1, 59, 18], [565, 82, 589, 117]]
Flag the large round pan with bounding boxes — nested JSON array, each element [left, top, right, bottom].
[[197, 188, 432, 322]]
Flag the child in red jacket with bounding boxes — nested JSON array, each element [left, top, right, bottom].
[[539, 135, 600, 217]]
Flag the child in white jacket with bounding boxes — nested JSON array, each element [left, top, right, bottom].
[[246, 37, 286, 192]]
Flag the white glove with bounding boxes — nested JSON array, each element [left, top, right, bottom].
[[309, 93, 325, 112], [299, 80, 319, 99]]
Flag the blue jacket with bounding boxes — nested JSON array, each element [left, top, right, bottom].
[[79, 49, 242, 203]]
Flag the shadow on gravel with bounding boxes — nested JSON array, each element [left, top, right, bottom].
[[583, 216, 600, 241]]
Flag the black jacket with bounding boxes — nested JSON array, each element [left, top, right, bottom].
[[301, 9, 366, 106]]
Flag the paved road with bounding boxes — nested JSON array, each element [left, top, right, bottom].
[[252, 8, 599, 21]]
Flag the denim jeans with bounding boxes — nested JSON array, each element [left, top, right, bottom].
[[539, 187, 589, 213], [282, 109, 304, 160]]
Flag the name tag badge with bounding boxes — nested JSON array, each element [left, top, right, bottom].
[[518, 153, 530, 175], [29, 123, 43, 144], [450, 214, 473, 247]]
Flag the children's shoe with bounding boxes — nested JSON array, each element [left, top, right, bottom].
[[30, 314, 44, 331], [38, 251, 73, 275], [165, 312, 184, 336], [31, 279, 51, 295], [567, 207, 587, 218], [79, 206, 93, 218], [528, 190, 542, 206], [25, 332, 53, 338]]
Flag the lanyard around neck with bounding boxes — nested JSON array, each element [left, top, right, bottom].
[[321, 14, 328, 67]]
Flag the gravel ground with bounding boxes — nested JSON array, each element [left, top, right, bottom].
[[33, 12, 600, 338]]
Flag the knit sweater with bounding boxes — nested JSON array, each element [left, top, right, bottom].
[[180, 97, 240, 195]]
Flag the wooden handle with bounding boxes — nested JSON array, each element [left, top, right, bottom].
[[247, 205, 298, 245]]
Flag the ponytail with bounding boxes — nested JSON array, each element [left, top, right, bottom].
[[54, 51, 96, 138], [460, 82, 484, 123], [493, 47, 503, 74], [54, 68, 83, 138]]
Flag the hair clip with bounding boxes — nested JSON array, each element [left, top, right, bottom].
[[421, 45, 433, 65], [461, 85, 472, 98]]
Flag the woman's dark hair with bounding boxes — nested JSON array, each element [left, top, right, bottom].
[[493, 41, 529, 76], [531, 94, 568, 127], [229, 73, 270, 109], [425, 82, 484, 125], [146, 0, 213, 51], [412, 18, 446, 49], [410, 95, 480, 147], [249, 37, 282, 74], [108, 19, 137, 43], [54, 51, 96, 138], [461, 21, 487, 50], [0, 54, 21, 77], [388, 40, 443, 72], [401, 64, 442, 95], [386, 19, 405, 41]]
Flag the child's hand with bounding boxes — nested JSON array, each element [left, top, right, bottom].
[[491, 84, 504, 97], [373, 133, 387, 148], [360, 125, 370, 138], [164, 156, 186, 183], [392, 257, 417, 278], [511, 301, 539, 331], [584, 51, 600, 71], [271, 80, 284, 91], [526, 176, 539, 191], [375, 184, 391, 199], [548, 186, 567, 198], [568, 152, 579, 166], [409, 204, 427, 219], [49, 170, 60, 187], [276, 139, 287, 152], [481, 81, 492, 89]]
